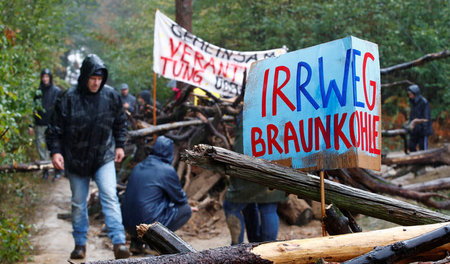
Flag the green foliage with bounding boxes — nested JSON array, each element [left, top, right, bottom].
[[0, 215, 33, 264], [0, 0, 76, 163]]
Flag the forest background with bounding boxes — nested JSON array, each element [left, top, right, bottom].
[[0, 0, 448, 263]]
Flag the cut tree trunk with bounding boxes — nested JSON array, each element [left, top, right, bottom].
[[345, 168, 449, 209], [0, 160, 53, 172], [277, 194, 314, 226], [181, 144, 450, 225], [342, 224, 450, 264], [323, 204, 357, 235], [403, 177, 450, 192], [136, 222, 196, 255], [251, 222, 450, 264], [85, 223, 450, 264], [382, 144, 450, 166], [127, 116, 234, 139]]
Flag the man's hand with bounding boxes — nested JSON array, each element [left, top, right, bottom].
[[52, 153, 65, 170], [123, 102, 130, 109], [115, 148, 125, 163]]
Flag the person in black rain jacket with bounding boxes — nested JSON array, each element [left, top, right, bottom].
[[46, 54, 130, 260], [406, 84, 433, 152]]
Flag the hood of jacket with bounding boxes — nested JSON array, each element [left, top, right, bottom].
[[151, 136, 174, 164], [77, 54, 108, 94], [408, 84, 422, 103], [40, 68, 53, 88]]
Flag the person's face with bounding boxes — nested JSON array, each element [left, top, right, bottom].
[[41, 74, 50, 86], [138, 96, 145, 105], [408, 91, 415, 99], [87, 75, 103, 93], [121, 88, 129, 96]]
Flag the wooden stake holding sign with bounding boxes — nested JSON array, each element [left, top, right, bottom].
[[243, 36, 382, 236]]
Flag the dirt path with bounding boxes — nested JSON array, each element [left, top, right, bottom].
[[22, 176, 323, 263]]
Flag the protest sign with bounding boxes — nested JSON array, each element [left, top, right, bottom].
[[243, 36, 381, 171], [153, 10, 287, 97]]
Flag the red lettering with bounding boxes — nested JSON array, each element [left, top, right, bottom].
[[218, 61, 229, 78], [160, 56, 173, 75], [284, 121, 300, 154], [169, 38, 183, 57], [273, 66, 295, 116], [359, 111, 368, 151], [368, 114, 373, 153], [180, 44, 193, 64], [363, 52, 376, 111], [299, 118, 313, 152], [373, 115, 381, 155], [193, 51, 204, 69], [262, 69, 269, 117], [204, 57, 216, 73], [267, 124, 283, 154], [334, 113, 352, 150], [349, 111, 360, 147], [315, 115, 331, 150], [251, 127, 266, 157]]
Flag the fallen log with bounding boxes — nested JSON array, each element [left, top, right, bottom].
[[252, 222, 450, 264], [403, 177, 450, 192], [382, 144, 450, 166], [345, 168, 449, 209], [380, 49, 449, 75], [136, 222, 196, 254], [83, 243, 271, 264], [127, 116, 234, 139], [0, 160, 53, 172], [342, 224, 450, 264], [84, 223, 450, 264], [324, 204, 357, 235], [182, 144, 450, 225]]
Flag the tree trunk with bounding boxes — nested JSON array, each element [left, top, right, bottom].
[[251, 222, 450, 264], [342, 224, 450, 264], [181, 144, 450, 226], [85, 223, 450, 264], [0, 160, 53, 172], [403, 177, 450, 192], [127, 116, 234, 139], [136, 222, 196, 255], [382, 144, 450, 166]]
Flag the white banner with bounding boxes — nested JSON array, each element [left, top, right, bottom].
[[153, 10, 287, 97]]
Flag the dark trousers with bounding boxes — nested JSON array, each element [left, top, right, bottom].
[[409, 135, 428, 152]]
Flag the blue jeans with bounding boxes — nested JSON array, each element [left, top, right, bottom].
[[223, 200, 279, 245], [68, 161, 126, 246]]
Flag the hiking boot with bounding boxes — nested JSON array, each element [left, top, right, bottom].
[[70, 245, 86, 259], [113, 244, 130, 259]]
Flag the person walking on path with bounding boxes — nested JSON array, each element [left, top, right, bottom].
[[46, 54, 130, 260], [406, 84, 433, 152], [29, 68, 63, 180]]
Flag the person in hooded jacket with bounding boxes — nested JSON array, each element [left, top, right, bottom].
[[46, 54, 130, 260], [121, 136, 193, 254], [29, 68, 63, 180], [406, 84, 433, 152]]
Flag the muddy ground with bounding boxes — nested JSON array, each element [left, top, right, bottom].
[[21, 164, 448, 263]]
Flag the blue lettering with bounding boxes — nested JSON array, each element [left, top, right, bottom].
[[352, 49, 365, 108], [296, 62, 319, 111], [318, 51, 350, 108]]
